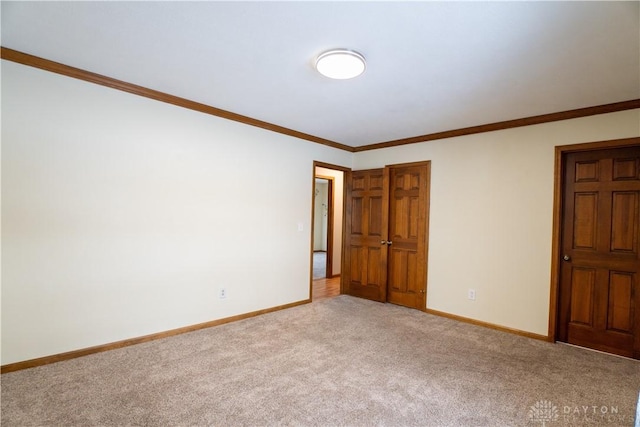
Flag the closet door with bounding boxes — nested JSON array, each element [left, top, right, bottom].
[[386, 163, 430, 310], [343, 162, 430, 310], [343, 169, 388, 302]]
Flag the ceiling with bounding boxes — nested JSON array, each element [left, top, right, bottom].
[[2, 1, 639, 148]]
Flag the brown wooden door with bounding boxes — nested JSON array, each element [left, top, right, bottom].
[[343, 169, 388, 302], [386, 164, 430, 310], [343, 163, 430, 310], [558, 146, 640, 359]]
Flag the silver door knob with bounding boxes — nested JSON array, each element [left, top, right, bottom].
[[381, 240, 386, 245], [563, 254, 571, 261], [386, 241, 392, 246]]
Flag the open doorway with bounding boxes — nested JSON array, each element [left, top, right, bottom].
[[311, 162, 347, 300], [313, 177, 332, 279]]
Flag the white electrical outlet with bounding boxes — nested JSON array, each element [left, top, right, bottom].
[[219, 287, 227, 299], [468, 289, 476, 301]]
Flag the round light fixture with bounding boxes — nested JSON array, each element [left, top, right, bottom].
[[315, 49, 366, 80]]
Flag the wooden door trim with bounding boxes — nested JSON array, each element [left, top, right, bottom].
[[314, 162, 351, 174], [548, 137, 640, 342], [386, 160, 434, 169], [311, 162, 351, 299]]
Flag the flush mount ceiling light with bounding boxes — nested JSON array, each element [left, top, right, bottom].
[[315, 49, 366, 80]]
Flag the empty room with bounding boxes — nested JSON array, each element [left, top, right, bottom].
[[1, 1, 639, 426]]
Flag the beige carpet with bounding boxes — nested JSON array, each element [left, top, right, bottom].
[[2, 295, 639, 426]]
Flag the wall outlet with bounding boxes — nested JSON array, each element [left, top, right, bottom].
[[219, 287, 227, 299], [468, 289, 476, 301]]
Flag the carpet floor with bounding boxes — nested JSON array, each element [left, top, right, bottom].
[[2, 295, 639, 426]]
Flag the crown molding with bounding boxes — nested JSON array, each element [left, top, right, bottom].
[[2, 47, 638, 154], [0, 47, 354, 153], [354, 99, 640, 152]]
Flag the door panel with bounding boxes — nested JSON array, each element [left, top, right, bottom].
[[608, 272, 633, 332], [569, 268, 595, 325], [343, 169, 387, 302], [558, 146, 640, 359], [611, 192, 637, 252], [369, 196, 383, 235], [351, 197, 363, 234], [573, 193, 597, 249], [387, 165, 429, 310]]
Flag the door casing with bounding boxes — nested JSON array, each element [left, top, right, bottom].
[[310, 161, 350, 298], [549, 137, 640, 343]]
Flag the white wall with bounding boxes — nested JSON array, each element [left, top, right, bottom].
[[1, 60, 352, 365], [354, 109, 640, 335], [315, 167, 344, 276], [313, 180, 328, 252], [2, 58, 638, 365]]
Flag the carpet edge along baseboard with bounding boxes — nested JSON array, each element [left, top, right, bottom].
[[425, 308, 550, 342], [1, 299, 312, 374]]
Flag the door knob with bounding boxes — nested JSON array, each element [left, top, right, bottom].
[[386, 241, 392, 246], [563, 254, 571, 261], [381, 240, 386, 245]]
